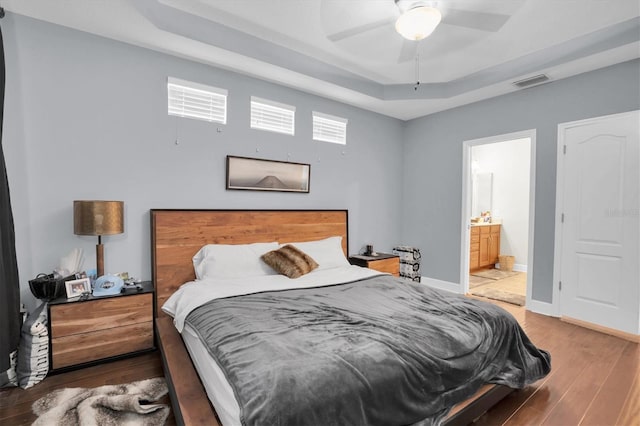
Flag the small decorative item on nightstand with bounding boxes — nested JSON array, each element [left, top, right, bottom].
[[29, 273, 76, 301], [349, 253, 400, 277], [93, 274, 124, 296], [64, 277, 91, 299]]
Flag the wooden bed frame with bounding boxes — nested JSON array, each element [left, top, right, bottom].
[[151, 209, 512, 426]]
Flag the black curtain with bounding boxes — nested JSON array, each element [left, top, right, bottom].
[[0, 13, 21, 387]]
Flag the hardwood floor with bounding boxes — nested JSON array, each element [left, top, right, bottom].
[[474, 299, 639, 426], [0, 352, 176, 425], [0, 300, 637, 425]]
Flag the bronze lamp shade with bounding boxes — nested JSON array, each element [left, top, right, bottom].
[[74, 200, 124, 277]]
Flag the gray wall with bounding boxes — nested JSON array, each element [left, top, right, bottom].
[[2, 14, 404, 309], [402, 59, 640, 303], [4, 13, 639, 310]]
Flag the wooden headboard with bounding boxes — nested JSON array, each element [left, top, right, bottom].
[[150, 209, 349, 316]]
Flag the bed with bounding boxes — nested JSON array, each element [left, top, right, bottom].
[[151, 209, 550, 426]]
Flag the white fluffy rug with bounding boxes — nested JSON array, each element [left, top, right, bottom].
[[32, 377, 169, 425]]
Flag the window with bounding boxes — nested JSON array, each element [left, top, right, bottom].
[[250, 97, 295, 135], [312, 111, 347, 145], [167, 77, 227, 124]]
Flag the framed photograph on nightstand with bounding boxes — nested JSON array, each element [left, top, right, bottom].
[[65, 277, 91, 299]]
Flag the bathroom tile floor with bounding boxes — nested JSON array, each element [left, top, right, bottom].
[[469, 271, 527, 305]]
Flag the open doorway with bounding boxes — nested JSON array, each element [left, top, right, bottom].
[[460, 130, 536, 308]]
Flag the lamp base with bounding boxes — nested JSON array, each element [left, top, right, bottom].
[[96, 243, 104, 277]]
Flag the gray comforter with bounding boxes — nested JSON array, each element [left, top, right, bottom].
[[185, 275, 551, 426]]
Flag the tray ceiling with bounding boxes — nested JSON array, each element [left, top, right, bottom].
[[4, 0, 639, 120]]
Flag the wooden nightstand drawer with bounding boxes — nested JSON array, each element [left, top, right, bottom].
[[52, 321, 153, 369], [50, 293, 152, 338], [349, 253, 400, 277], [370, 257, 400, 275]]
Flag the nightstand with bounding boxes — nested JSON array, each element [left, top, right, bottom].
[[349, 253, 400, 276], [48, 281, 155, 372]]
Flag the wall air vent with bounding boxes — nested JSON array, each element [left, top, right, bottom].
[[512, 74, 550, 89]]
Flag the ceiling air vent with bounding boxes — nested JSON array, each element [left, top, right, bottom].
[[512, 74, 550, 89]]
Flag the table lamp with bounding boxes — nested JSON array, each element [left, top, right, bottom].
[[73, 200, 124, 277]]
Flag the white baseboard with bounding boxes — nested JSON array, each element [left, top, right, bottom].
[[495, 263, 527, 272], [526, 298, 557, 317], [513, 263, 527, 272], [420, 276, 462, 294], [422, 275, 557, 317]]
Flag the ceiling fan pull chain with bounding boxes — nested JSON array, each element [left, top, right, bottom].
[[414, 51, 421, 91]]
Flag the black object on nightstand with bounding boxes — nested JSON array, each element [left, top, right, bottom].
[[349, 253, 400, 276], [47, 280, 155, 372]]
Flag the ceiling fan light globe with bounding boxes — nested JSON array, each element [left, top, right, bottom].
[[395, 6, 442, 41]]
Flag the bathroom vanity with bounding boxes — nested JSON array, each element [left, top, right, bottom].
[[470, 223, 501, 271]]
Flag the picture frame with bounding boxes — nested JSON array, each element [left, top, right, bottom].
[[226, 156, 310, 193], [65, 277, 91, 299]]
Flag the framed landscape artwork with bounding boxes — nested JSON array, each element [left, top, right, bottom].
[[226, 156, 310, 193]]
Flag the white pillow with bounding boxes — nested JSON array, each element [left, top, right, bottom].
[[286, 236, 349, 270], [193, 242, 279, 280]]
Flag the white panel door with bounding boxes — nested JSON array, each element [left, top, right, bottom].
[[558, 111, 639, 335]]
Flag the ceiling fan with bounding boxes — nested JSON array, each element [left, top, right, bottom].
[[326, 0, 512, 64]]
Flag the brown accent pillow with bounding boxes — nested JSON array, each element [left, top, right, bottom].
[[261, 245, 319, 279]]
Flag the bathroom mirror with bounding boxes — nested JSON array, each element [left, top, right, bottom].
[[472, 173, 493, 218]]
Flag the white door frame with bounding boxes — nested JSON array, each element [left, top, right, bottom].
[[552, 110, 639, 318], [460, 129, 537, 307]]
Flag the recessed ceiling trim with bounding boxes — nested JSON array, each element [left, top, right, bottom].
[[138, 0, 640, 102], [54, 0, 637, 103], [383, 16, 640, 100], [3, 1, 638, 121], [133, 0, 384, 98]]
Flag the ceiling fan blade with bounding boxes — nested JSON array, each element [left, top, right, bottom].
[[398, 40, 418, 63], [442, 9, 510, 32], [327, 18, 394, 42]]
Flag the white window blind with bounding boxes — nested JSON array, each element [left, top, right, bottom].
[[168, 77, 227, 124], [250, 96, 295, 135], [313, 111, 348, 145]]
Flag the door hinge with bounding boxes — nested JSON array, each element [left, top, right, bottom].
[[563, 145, 567, 154], [561, 213, 565, 223], [559, 281, 562, 291]]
